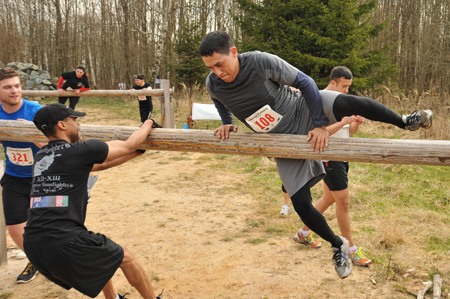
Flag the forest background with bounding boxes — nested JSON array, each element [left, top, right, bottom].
[[1, 0, 449, 102], [1, 1, 450, 298]]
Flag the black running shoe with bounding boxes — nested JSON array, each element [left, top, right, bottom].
[[118, 289, 163, 298], [402, 110, 433, 131], [17, 261, 38, 283]]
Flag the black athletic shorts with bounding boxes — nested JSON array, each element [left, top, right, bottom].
[[1, 173, 32, 225], [24, 231, 124, 298], [322, 161, 349, 191]]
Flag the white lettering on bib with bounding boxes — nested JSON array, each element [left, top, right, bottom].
[[138, 96, 147, 101], [245, 105, 283, 133], [6, 147, 34, 166]]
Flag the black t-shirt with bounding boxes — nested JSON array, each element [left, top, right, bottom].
[[24, 139, 108, 242], [131, 82, 153, 101], [61, 71, 90, 90]]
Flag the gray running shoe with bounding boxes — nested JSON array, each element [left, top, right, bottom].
[[279, 204, 290, 216], [331, 236, 352, 279], [402, 110, 433, 131]]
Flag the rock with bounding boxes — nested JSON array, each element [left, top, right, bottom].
[[33, 77, 43, 85], [17, 62, 28, 71], [6, 62, 18, 70], [39, 73, 51, 80], [26, 79, 35, 88], [5, 61, 56, 92], [17, 71, 28, 82]]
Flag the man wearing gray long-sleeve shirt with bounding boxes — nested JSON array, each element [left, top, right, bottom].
[[199, 31, 432, 279]]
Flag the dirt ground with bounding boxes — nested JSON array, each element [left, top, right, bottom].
[[0, 108, 446, 299]]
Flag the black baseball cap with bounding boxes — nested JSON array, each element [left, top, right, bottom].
[[33, 103, 86, 131]]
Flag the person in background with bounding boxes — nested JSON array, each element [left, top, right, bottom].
[[279, 185, 293, 216], [293, 66, 372, 267], [0, 68, 44, 283], [57, 65, 90, 110], [155, 75, 161, 89], [130, 74, 153, 125]]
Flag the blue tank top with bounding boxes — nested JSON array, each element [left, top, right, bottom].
[[0, 99, 42, 178]]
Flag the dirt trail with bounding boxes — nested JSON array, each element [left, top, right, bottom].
[[0, 108, 430, 298]]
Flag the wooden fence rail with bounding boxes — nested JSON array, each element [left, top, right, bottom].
[[2, 83, 178, 266], [21, 79, 176, 128], [21, 89, 173, 97], [1, 120, 450, 166], [2, 119, 450, 265]]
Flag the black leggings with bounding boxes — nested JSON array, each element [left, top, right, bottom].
[[139, 99, 153, 124], [290, 181, 342, 248], [284, 94, 407, 249], [59, 96, 80, 110], [333, 94, 406, 129]]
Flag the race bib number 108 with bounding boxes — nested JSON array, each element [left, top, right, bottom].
[[6, 147, 34, 166], [245, 105, 283, 133]]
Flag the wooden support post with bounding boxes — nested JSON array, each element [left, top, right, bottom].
[[0, 150, 6, 266], [160, 79, 175, 128], [1, 120, 450, 166], [433, 274, 442, 299]]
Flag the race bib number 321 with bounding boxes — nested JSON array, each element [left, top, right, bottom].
[[6, 147, 34, 166], [245, 105, 283, 133]]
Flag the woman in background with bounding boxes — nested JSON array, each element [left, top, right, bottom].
[[57, 65, 90, 110]]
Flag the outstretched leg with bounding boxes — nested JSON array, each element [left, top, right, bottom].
[[102, 279, 117, 299], [120, 246, 157, 299], [332, 93, 432, 130]]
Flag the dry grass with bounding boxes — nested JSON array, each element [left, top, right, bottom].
[[36, 89, 450, 295], [169, 87, 450, 293]]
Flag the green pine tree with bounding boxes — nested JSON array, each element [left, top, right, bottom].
[[173, 20, 209, 101], [234, 0, 397, 92]]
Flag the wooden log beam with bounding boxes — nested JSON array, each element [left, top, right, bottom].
[[21, 89, 173, 98], [1, 120, 450, 166], [418, 281, 433, 299], [433, 275, 442, 299]]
